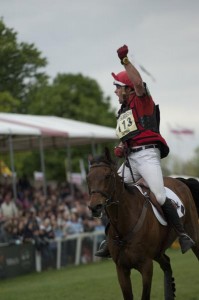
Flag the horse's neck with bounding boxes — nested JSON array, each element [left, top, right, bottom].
[[108, 181, 144, 234]]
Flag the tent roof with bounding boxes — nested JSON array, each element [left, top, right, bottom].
[[0, 120, 41, 135], [0, 113, 117, 152]]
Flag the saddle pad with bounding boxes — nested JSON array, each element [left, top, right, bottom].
[[135, 185, 185, 226]]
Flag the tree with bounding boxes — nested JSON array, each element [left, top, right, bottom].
[[27, 73, 116, 127], [25, 73, 117, 179], [0, 18, 48, 112], [0, 19, 117, 180], [0, 91, 20, 112], [0, 18, 116, 124]]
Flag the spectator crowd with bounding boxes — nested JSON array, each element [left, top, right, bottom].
[[0, 176, 105, 250]]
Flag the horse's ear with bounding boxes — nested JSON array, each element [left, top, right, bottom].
[[88, 154, 93, 163], [104, 147, 112, 162]]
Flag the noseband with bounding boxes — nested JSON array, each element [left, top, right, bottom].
[[89, 162, 119, 207]]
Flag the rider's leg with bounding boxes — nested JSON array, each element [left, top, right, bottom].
[[117, 160, 141, 185], [130, 147, 195, 254], [95, 223, 111, 258], [161, 198, 195, 253]]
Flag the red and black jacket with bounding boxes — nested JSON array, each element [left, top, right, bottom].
[[117, 87, 169, 158]]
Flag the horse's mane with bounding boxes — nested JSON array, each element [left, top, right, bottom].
[[90, 154, 116, 167], [90, 147, 116, 167]]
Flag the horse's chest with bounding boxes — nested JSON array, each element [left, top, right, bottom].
[[111, 243, 144, 268]]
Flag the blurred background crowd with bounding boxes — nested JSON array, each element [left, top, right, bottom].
[[0, 177, 105, 249]]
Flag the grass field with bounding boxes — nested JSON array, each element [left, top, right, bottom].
[[0, 249, 198, 300]]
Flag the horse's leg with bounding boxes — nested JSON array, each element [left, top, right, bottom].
[[138, 259, 153, 300], [184, 217, 199, 260], [116, 265, 133, 300], [155, 253, 176, 300]]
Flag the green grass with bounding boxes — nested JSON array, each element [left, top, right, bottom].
[[0, 249, 198, 300]]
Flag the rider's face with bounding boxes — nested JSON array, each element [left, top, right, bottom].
[[114, 85, 132, 104], [114, 85, 125, 104]]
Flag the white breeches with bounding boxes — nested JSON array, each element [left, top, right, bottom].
[[118, 147, 166, 205]]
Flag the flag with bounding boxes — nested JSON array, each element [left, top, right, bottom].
[[180, 129, 194, 135], [170, 128, 194, 135]]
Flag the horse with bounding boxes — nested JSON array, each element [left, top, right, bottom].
[[87, 148, 199, 300]]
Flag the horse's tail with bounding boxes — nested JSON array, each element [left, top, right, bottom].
[[177, 177, 199, 216]]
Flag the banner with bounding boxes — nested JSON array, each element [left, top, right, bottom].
[[0, 243, 35, 279]]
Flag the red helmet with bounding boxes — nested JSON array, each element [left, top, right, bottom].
[[111, 71, 134, 89]]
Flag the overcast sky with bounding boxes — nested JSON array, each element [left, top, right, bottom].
[[1, 0, 199, 161]]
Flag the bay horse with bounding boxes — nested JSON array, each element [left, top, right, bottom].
[[87, 148, 199, 300]]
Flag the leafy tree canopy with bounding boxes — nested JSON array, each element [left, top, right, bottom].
[[27, 73, 116, 127], [0, 91, 20, 112], [0, 18, 48, 111], [0, 19, 117, 179]]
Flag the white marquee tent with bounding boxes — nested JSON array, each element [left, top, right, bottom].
[[0, 113, 117, 152], [0, 113, 118, 198]]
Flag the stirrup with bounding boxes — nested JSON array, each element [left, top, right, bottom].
[[95, 240, 111, 258], [179, 233, 195, 254]]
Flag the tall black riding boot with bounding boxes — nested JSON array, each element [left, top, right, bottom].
[[162, 198, 195, 254]]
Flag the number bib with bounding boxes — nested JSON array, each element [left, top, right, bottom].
[[116, 109, 138, 139]]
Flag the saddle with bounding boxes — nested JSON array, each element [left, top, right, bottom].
[[125, 178, 185, 226], [136, 178, 165, 218]]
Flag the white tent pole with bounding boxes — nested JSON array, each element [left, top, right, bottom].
[[66, 144, 74, 199], [8, 134, 17, 201], [91, 141, 96, 156], [39, 136, 47, 196]]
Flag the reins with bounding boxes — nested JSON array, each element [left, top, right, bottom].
[[89, 161, 150, 247], [115, 198, 149, 245]]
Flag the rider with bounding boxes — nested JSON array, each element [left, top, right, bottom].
[[95, 44, 195, 257]]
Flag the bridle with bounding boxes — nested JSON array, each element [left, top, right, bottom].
[[88, 162, 119, 207], [88, 160, 150, 246]]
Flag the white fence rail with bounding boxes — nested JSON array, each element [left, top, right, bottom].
[[0, 231, 105, 278], [35, 230, 105, 272]]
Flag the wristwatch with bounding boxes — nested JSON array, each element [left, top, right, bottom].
[[122, 57, 130, 65]]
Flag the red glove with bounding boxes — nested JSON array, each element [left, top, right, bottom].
[[114, 146, 124, 158], [117, 45, 129, 60]]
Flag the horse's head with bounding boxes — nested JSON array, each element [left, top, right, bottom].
[[87, 148, 117, 218]]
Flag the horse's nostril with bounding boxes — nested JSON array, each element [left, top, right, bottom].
[[96, 204, 103, 210], [88, 204, 103, 217]]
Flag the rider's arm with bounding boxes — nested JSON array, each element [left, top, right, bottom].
[[124, 63, 145, 97], [117, 45, 145, 97]]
